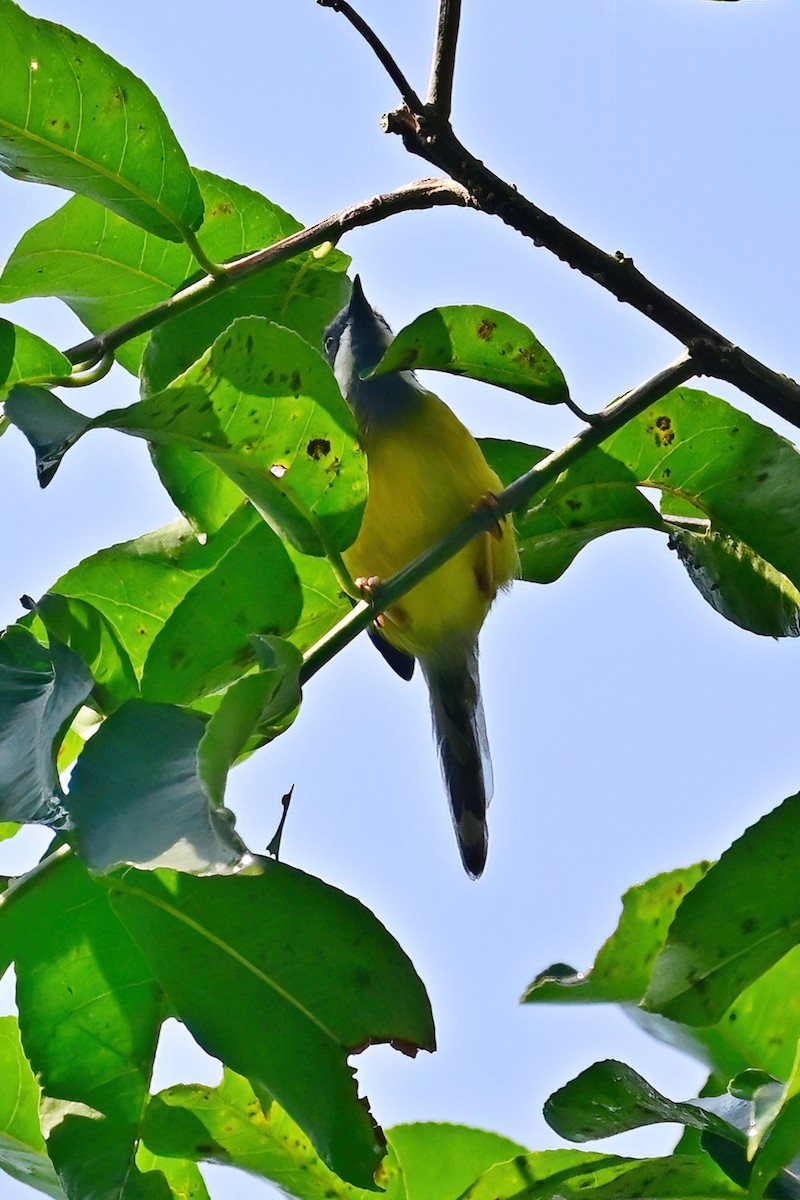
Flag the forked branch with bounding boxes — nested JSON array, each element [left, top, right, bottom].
[[319, 1, 800, 431]]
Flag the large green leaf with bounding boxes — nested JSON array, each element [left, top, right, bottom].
[[525, 866, 800, 1081], [387, 1123, 526, 1200], [484, 391, 800, 637], [373, 306, 569, 407], [645, 793, 800, 1026], [64, 700, 248, 873], [461, 1149, 744, 1199], [142, 1069, 404, 1199], [0, 1016, 65, 1198], [0, 0, 202, 240], [0, 319, 70, 404], [2, 851, 168, 1200], [0, 172, 347, 375], [109, 860, 436, 1188], [0, 624, 92, 824], [32, 591, 139, 711], [6, 320, 366, 555]]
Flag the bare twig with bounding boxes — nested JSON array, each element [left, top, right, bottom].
[[320, 0, 800, 430], [64, 179, 471, 367], [427, 0, 461, 117], [301, 351, 696, 684], [316, 0, 424, 111]]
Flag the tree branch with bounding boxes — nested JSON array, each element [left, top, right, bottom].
[[64, 178, 471, 366], [318, 0, 800, 430], [300, 350, 696, 684], [315, 0, 423, 111], [427, 0, 461, 117]]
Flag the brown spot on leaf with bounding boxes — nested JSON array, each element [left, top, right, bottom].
[[290, 370, 301, 392], [740, 916, 759, 934], [210, 202, 234, 216], [306, 437, 330, 460], [566, 498, 582, 512], [757, 472, 769, 483], [477, 319, 497, 341], [654, 415, 675, 447]]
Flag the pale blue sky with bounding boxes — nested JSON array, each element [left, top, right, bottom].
[[1, 2, 799, 1197]]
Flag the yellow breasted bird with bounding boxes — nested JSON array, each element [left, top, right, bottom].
[[324, 278, 518, 877]]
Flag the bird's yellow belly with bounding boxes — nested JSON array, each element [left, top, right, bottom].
[[342, 393, 517, 661]]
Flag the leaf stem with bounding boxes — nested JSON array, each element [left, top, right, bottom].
[[300, 351, 696, 684], [182, 229, 225, 279]]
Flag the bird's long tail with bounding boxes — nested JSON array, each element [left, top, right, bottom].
[[421, 645, 493, 878]]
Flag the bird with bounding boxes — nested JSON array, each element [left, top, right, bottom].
[[323, 277, 518, 878]]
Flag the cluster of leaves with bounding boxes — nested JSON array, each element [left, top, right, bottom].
[[1, 1, 800, 1197]]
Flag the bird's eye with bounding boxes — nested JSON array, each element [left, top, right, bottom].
[[324, 334, 335, 355]]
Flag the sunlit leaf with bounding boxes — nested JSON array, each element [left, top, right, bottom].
[[388, 1122, 526, 1200], [373, 306, 569, 407], [0, 320, 70, 404], [0, 1016, 64, 1198], [0, 0, 202, 239], [645, 793, 800, 1025], [110, 859, 435, 1188]]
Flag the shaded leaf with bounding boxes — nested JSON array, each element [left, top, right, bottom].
[[32, 591, 139, 711], [0, 624, 92, 824], [645, 793, 800, 1025], [373, 306, 569, 407], [461, 1148, 744, 1199], [668, 529, 800, 638], [110, 860, 435, 1188], [64, 699, 248, 873], [748, 1045, 800, 1200], [543, 1060, 735, 1144], [0, 0, 202, 239], [0, 1015, 65, 1198]]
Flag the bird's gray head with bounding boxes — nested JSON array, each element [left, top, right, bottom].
[[323, 276, 423, 430]]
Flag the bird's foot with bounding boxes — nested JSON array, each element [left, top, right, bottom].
[[475, 492, 505, 541]]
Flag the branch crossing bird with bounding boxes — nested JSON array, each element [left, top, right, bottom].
[[324, 278, 518, 877]]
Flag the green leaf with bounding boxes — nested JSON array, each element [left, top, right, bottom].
[[64, 699, 248, 873], [743, 1045, 800, 1200], [0, 320, 70, 402], [644, 793, 800, 1026], [373, 306, 569, 407], [525, 865, 800, 1082], [32, 591, 140, 711], [0, 0, 202, 240], [198, 637, 303, 806], [461, 1149, 745, 1199], [0, 624, 92, 824], [0, 1015, 65, 1198], [7, 321, 367, 555], [3, 850, 166, 1200], [109, 860, 435, 1188], [0, 172, 346, 375], [486, 440, 665, 584], [387, 1122, 526, 1200], [143, 1069, 403, 1199], [524, 864, 711, 1005], [135, 1143, 210, 1200], [668, 529, 800, 638], [543, 1060, 736, 1145]]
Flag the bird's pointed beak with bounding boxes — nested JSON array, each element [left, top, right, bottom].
[[347, 274, 373, 325]]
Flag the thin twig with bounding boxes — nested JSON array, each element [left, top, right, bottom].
[[427, 0, 461, 117], [64, 179, 471, 366], [318, 1, 800, 429], [316, 0, 424, 111], [300, 351, 696, 684]]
